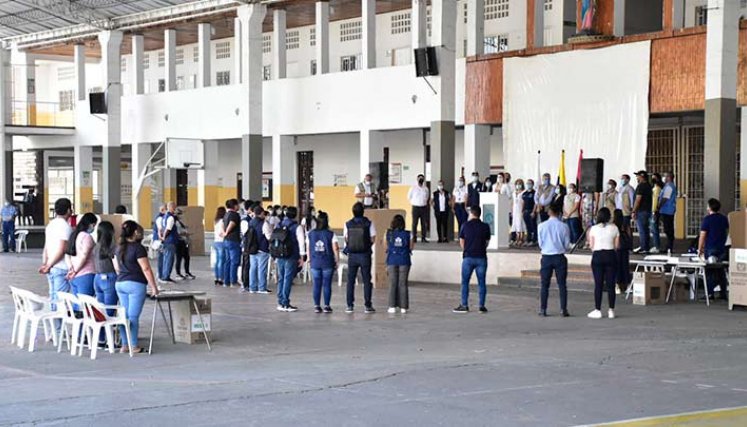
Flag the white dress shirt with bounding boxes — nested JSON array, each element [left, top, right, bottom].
[[408, 184, 430, 207], [453, 185, 467, 203]]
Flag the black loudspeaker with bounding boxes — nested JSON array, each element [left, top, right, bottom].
[[414, 47, 439, 77], [580, 158, 604, 193], [89, 92, 107, 114]]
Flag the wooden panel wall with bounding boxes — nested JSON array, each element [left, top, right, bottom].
[[649, 33, 705, 113], [464, 58, 503, 125], [738, 28, 747, 105], [576, 0, 615, 35]]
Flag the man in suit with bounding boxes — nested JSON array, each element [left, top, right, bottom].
[[431, 180, 452, 243], [467, 172, 484, 209]]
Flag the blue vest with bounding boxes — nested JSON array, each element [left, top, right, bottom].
[[152, 214, 163, 241], [161, 212, 179, 244], [659, 183, 677, 215], [386, 230, 412, 266], [345, 217, 372, 254], [250, 217, 269, 253], [308, 229, 335, 270], [280, 218, 300, 260]]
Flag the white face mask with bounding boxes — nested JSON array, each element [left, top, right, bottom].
[[517, 185, 524, 190], [438, 185, 444, 191], [459, 180, 465, 187], [554, 188, 561, 195], [569, 187, 576, 194], [365, 180, 371, 185], [607, 184, 614, 191], [485, 181, 492, 187], [472, 176, 479, 183], [497, 177, 505, 183]]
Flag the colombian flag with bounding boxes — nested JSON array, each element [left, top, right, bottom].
[[557, 150, 567, 187]]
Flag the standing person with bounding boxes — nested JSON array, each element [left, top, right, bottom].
[[522, 179, 537, 246], [23, 188, 36, 225], [153, 204, 166, 281], [307, 212, 339, 313], [698, 198, 730, 300], [213, 207, 226, 286], [221, 199, 242, 288], [511, 179, 527, 247], [537, 204, 571, 317], [632, 171, 653, 254], [562, 183, 582, 246], [659, 172, 678, 254], [38, 198, 73, 322], [587, 208, 620, 319], [1, 199, 17, 253], [344, 202, 377, 313], [239, 208, 255, 293], [453, 176, 468, 233], [650, 173, 664, 254], [65, 213, 98, 300], [534, 173, 556, 223], [93, 221, 118, 346], [113, 221, 159, 354], [431, 180, 451, 243], [354, 174, 379, 209], [602, 179, 618, 212], [467, 172, 484, 208], [617, 174, 635, 225], [613, 209, 632, 295], [249, 206, 274, 294], [453, 206, 491, 314], [158, 202, 178, 283], [386, 214, 414, 314], [174, 209, 195, 280], [271, 206, 306, 312], [408, 174, 430, 243], [483, 176, 494, 193]]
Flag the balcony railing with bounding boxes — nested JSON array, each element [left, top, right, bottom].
[[7, 100, 74, 127]]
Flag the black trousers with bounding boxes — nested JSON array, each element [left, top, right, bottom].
[[435, 211, 448, 241], [412, 206, 428, 240], [347, 253, 373, 308], [592, 250, 617, 310], [540, 254, 568, 311], [175, 240, 191, 275], [660, 214, 675, 252], [241, 251, 251, 288]]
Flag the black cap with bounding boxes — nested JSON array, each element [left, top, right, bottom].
[[253, 206, 264, 215], [634, 170, 648, 177]]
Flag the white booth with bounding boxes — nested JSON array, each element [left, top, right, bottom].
[[479, 192, 510, 250]]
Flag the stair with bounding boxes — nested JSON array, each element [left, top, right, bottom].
[[498, 264, 596, 292]]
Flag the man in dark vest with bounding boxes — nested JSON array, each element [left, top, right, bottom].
[[431, 180, 452, 243], [344, 202, 377, 314], [467, 171, 484, 209]]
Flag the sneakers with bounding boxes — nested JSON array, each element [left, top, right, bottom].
[[387, 307, 397, 314], [649, 247, 660, 254], [364, 306, 376, 314], [479, 306, 488, 313], [562, 310, 570, 318], [452, 305, 469, 314], [239, 288, 251, 293], [615, 285, 621, 295], [257, 289, 273, 294], [345, 306, 354, 314], [323, 306, 333, 313], [314, 306, 323, 314], [587, 309, 603, 319], [286, 305, 299, 312], [276, 305, 286, 312], [608, 309, 615, 319], [176, 274, 186, 280], [400, 308, 407, 314]]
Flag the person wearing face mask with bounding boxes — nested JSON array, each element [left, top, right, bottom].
[[698, 198, 729, 300], [483, 177, 494, 193], [534, 173, 556, 223], [522, 179, 537, 245], [408, 174, 431, 243], [65, 212, 99, 301], [1, 199, 18, 253], [452, 176, 468, 232], [551, 184, 566, 212], [354, 174, 379, 209], [631, 171, 653, 254], [616, 174, 635, 226], [602, 179, 618, 213], [659, 172, 678, 253], [467, 172, 484, 208], [431, 180, 452, 243], [562, 184, 582, 245], [511, 179, 527, 246], [650, 173, 664, 254]]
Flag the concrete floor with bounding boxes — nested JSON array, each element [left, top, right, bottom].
[[1, 251, 747, 427]]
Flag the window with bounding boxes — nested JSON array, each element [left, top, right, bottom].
[[158, 79, 165, 92], [695, 5, 708, 26], [310, 27, 316, 46], [215, 41, 231, 59], [464, 3, 468, 24], [121, 58, 127, 73], [189, 75, 196, 89], [58, 90, 74, 111], [426, 8, 432, 37], [262, 34, 272, 54], [484, 35, 508, 54], [340, 55, 358, 72], [143, 53, 150, 70], [176, 76, 185, 90], [57, 66, 74, 80], [216, 70, 231, 86], [193, 46, 199, 62], [391, 12, 411, 34], [340, 20, 362, 42], [287, 30, 300, 49], [176, 48, 184, 65], [263, 65, 271, 81], [310, 60, 317, 75], [158, 51, 165, 68], [486, 0, 509, 20], [545, 0, 552, 11]]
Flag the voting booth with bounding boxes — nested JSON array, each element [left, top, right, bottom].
[[478, 192, 510, 249]]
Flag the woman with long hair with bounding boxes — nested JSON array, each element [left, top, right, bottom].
[[65, 212, 99, 300], [613, 208, 633, 295], [307, 211, 338, 313], [587, 208, 619, 319], [93, 221, 118, 345], [113, 221, 159, 354], [386, 214, 414, 314], [213, 206, 226, 286]]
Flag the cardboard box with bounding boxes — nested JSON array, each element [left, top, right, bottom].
[[728, 211, 747, 249], [173, 297, 211, 344], [632, 272, 667, 306], [670, 281, 692, 303], [729, 248, 747, 309], [178, 206, 206, 256], [362, 209, 406, 288]]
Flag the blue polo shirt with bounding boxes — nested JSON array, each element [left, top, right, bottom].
[[538, 216, 570, 255], [459, 219, 491, 259], [701, 213, 729, 253]]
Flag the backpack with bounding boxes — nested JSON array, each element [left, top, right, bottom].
[[269, 226, 293, 259], [242, 219, 259, 255], [346, 219, 371, 254]]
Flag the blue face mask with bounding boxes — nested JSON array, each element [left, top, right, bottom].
[[543, 179, 550, 186], [527, 183, 534, 190]]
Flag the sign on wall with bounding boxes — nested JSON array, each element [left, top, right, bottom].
[[389, 163, 402, 184]]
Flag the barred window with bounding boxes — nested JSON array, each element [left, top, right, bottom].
[[58, 90, 74, 111], [176, 48, 184, 65], [193, 46, 199, 62], [263, 34, 272, 54], [216, 70, 230, 86], [121, 58, 127, 73], [215, 41, 231, 59], [263, 65, 271, 81], [287, 30, 300, 50], [486, 0, 509, 20], [143, 53, 150, 70], [310, 27, 316, 46], [391, 12, 411, 35], [545, 0, 553, 11], [57, 66, 74, 80], [340, 20, 362, 42], [157, 51, 164, 67]]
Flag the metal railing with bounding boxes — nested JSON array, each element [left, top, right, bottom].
[[7, 100, 75, 128]]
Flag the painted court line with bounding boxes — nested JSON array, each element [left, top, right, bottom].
[[586, 405, 747, 427]]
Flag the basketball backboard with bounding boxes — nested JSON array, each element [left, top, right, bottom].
[[166, 138, 204, 169]]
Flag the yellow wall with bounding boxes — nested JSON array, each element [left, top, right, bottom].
[[741, 180, 747, 209], [387, 185, 412, 221], [163, 187, 176, 205], [203, 185, 220, 232], [314, 186, 356, 229], [75, 186, 93, 214], [273, 184, 295, 207], [187, 187, 198, 206], [137, 186, 152, 226]]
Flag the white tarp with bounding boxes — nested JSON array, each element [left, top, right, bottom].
[[503, 41, 651, 183]]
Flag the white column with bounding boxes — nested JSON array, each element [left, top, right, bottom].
[[164, 29, 177, 91], [466, 0, 485, 56], [412, 0, 427, 51], [315, 1, 330, 74], [360, 130, 382, 180], [273, 9, 287, 80], [132, 34, 145, 95], [132, 143, 152, 224], [0, 48, 9, 205], [272, 135, 294, 205], [73, 44, 86, 101], [614, 0, 626, 37], [532, 0, 544, 48], [431, 0, 456, 122], [97, 30, 124, 214], [198, 23, 211, 88], [234, 18, 242, 84], [464, 125, 490, 180], [673, 0, 685, 29], [362, 0, 376, 69]]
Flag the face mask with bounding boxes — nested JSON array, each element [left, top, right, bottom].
[[527, 183, 534, 190], [554, 188, 561, 195], [497, 177, 505, 183], [485, 181, 492, 187], [365, 180, 371, 185], [607, 184, 614, 191], [418, 178, 425, 185], [517, 185, 524, 190], [569, 187, 576, 194], [620, 179, 627, 186], [543, 179, 550, 186], [472, 176, 479, 183], [459, 180, 465, 187], [438, 185, 444, 191]]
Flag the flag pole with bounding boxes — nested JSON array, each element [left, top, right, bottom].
[[537, 150, 541, 183]]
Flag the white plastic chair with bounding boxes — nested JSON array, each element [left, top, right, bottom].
[[14, 288, 63, 352], [55, 292, 85, 356], [14, 230, 28, 253], [78, 294, 133, 359], [9, 287, 25, 346]]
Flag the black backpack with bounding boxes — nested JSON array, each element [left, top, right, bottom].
[[242, 219, 259, 255], [269, 226, 293, 259], [346, 219, 371, 254]]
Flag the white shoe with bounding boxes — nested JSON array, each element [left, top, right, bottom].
[[387, 307, 397, 314], [633, 247, 642, 254], [276, 305, 286, 312], [608, 309, 615, 319], [400, 308, 407, 314], [649, 247, 660, 254], [587, 309, 602, 319], [615, 285, 621, 295]]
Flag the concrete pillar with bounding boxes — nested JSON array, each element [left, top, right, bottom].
[[614, 0, 626, 37], [412, 0, 427, 51], [464, 125, 491, 180], [0, 48, 9, 205], [198, 141, 220, 230], [705, 0, 739, 212], [10, 46, 36, 126], [238, 3, 267, 199], [362, 0, 376, 69], [0, 136, 10, 206], [273, 9, 287, 80], [360, 130, 383, 180], [527, 0, 544, 49], [162, 168, 177, 205], [234, 18, 242, 84], [132, 143, 153, 225], [272, 135, 295, 206], [315, 1, 330, 74], [132, 35, 145, 95], [97, 30, 124, 214], [198, 23, 211, 88], [466, 0, 485, 56], [74, 44, 86, 101], [164, 29, 177, 91], [73, 145, 93, 213]]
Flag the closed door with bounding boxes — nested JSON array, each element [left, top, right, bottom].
[[176, 169, 188, 206], [297, 151, 314, 216]]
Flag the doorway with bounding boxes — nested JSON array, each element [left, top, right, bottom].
[[297, 151, 314, 215], [176, 169, 188, 206]]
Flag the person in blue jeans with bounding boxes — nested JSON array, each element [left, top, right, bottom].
[[344, 203, 377, 314], [387, 214, 414, 314], [39, 198, 73, 330], [274, 206, 306, 312], [698, 198, 730, 300], [93, 221, 118, 344], [1, 199, 18, 252], [453, 206, 492, 314], [113, 221, 159, 354], [249, 206, 273, 293], [158, 202, 178, 283], [538, 204, 571, 317], [308, 212, 338, 313], [65, 213, 98, 311], [212, 206, 226, 286], [632, 170, 653, 254], [221, 199, 242, 288]]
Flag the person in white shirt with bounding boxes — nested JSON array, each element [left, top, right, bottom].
[[407, 174, 430, 243], [616, 174, 635, 223], [511, 179, 527, 246], [587, 207, 620, 320], [354, 174, 378, 209], [431, 180, 452, 243], [39, 198, 73, 327], [452, 177, 469, 232], [534, 173, 556, 223]]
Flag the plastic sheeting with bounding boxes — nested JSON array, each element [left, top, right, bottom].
[[503, 41, 651, 183]]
